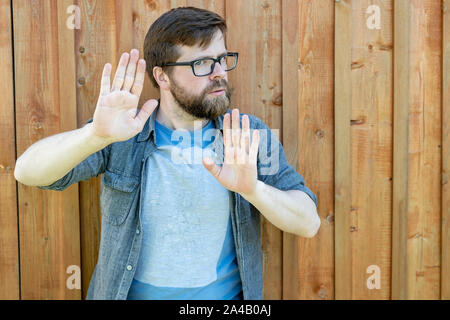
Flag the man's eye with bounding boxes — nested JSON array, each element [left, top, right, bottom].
[[194, 60, 205, 66]]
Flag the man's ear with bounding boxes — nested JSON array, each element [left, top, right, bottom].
[[153, 66, 170, 90]]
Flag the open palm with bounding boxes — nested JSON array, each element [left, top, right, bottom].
[[203, 109, 260, 195], [92, 49, 158, 143]]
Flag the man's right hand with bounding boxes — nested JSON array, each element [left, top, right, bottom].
[[92, 49, 158, 143]]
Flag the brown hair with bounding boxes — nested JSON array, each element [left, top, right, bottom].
[[143, 6, 227, 89]]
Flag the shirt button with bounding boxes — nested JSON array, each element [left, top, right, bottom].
[[126, 265, 133, 271], [136, 229, 140, 235]]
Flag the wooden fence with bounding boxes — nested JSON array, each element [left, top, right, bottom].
[[0, 0, 449, 299]]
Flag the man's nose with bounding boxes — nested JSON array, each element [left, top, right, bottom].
[[209, 61, 226, 79]]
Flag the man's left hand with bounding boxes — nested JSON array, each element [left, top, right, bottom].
[[202, 108, 260, 196]]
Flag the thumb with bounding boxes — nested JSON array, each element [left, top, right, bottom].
[[135, 99, 158, 126], [202, 156, 221, 179]]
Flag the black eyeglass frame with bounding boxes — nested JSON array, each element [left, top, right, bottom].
[[161, 52, 239, 77]]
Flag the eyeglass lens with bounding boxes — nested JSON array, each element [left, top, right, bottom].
[[193, 54, 237, 76]]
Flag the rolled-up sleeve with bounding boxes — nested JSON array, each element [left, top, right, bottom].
[[37, 118, 110, 192], [253, 117, 318, 208]]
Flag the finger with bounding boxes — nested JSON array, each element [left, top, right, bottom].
[[249, 130, 260, 164], [223, 113, 234, 164], [131, 59, 146, 97], [223, 112, 231, 147], [202, 157, 222, 179], [134, 99, 158, 129], [112, 52, 129, 91], [100, 63, 112, 96], [232, 109, 241, 147], [241, 114, 250, 154], [122, 49, 139, 92]]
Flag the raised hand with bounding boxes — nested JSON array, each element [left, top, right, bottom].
[[202, 109, 260, 195], [92, 49, 158, 143]]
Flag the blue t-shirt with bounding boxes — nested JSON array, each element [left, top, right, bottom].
[[127, 118, 243, 300]]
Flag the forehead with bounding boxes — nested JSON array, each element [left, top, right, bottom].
[[177, 30, 227, 60]]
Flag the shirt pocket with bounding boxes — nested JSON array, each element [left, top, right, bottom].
[[100, 170, 140, 226]]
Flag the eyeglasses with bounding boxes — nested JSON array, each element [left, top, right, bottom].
[[161, 52, 238, 77]]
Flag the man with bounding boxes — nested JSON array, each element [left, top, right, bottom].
[[14, 7, 319, 300]]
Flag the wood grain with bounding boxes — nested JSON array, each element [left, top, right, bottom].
[[282, 0, 335, 300], [13, 0, 81, 299], [392, 0, 410, 300], [393, 0, 442, 300], [0, 0, 20, 300], [443, 0, 450, 301], [334, 0, 352, 300], [406, 0, 442, 300], [350, 0, 393, 299]]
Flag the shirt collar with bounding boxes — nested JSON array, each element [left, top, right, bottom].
[[137, 98, 159, 143], [137, 98, 227, 143]]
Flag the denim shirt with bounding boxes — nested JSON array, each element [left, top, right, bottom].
[[38, 101, 318, 300]]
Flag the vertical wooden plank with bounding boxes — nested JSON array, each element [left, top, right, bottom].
[[350, 0, 393, 299], [392, 0, 410, 300], [334, 0, 352, 300], [0, 0, 20, 300], [443, 0, 450, 301], [282, 0, 335, 300], [14, 0, 81, 299], [392, 0, 442, 300], [281, 0, 300, 300], [226, 0, 283, 299], [75, 0, 117, 299], [407, 0, 442, 299], [56, 0, 82, 300]]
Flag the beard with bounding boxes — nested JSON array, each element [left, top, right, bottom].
[[168, 76, 234, 120]]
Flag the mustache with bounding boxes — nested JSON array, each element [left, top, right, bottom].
[[206, 80, 229, 93]]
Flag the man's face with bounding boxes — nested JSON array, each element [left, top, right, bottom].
[[167, 30, 234, 120]]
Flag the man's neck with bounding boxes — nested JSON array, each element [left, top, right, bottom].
[[155, 97, 210, 131]]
